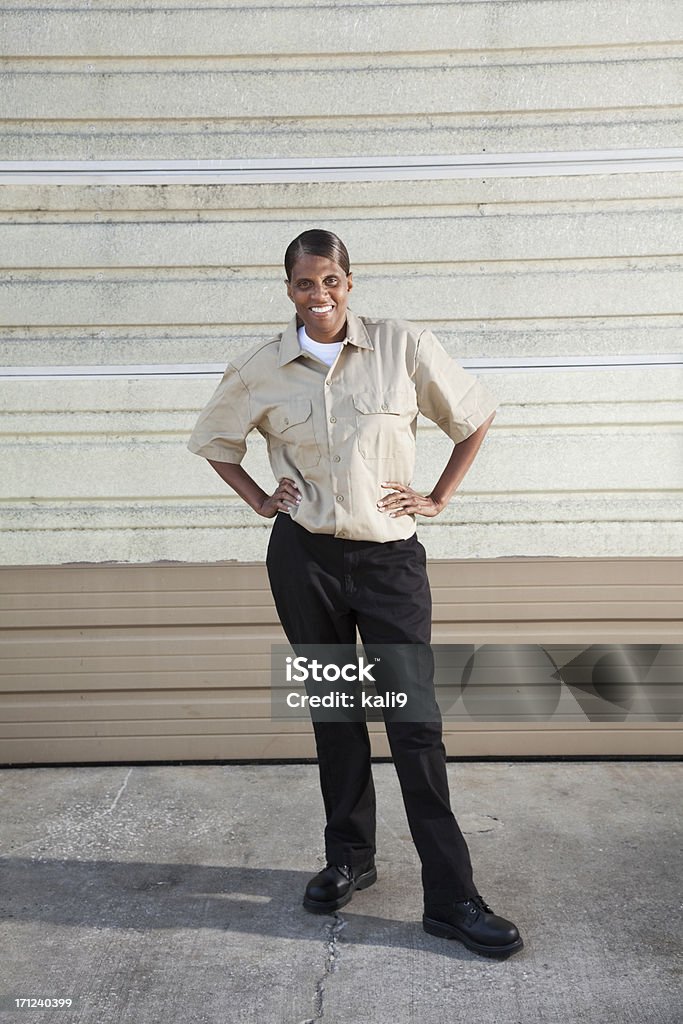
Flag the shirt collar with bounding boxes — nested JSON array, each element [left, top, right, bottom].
[[278, 308, 373, 367]]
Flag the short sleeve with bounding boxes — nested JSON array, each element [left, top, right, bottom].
[[187, 363, 254, 463], [414, 329, 499, 443]]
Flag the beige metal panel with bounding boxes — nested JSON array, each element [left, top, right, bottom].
[[3, 401, 680, 435], [6, 54, 680, 121], [3, 365, 681, 411], [4, 557, 682, 593], [2, 727, 682, 764], [4, 1, 681, 56], [0, 735, 318, 762], [2, 317, 680, 367], [0, 562, 268, 593], [2, 600, 681, 631], [5, 426, 681, 498], [5, 206, 683, 267], [405, 522, 683, 562], [0, 693, 280, 721], [0, 560, 681, 763], [2, 261, 682, 326], [427, 559, 683, 588], [3, 590, 682, 629], [3, 1, 681, 158], [4, 172, 683, 213], [5, 112, 680, 161], [2, 173, 681, 365], [2, 557, 682, 600], [2, 361, 681, 562]]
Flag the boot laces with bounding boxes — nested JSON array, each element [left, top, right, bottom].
[[462, 894, 494, 915]]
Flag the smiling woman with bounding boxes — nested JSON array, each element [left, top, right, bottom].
[[284, 231, 353, 344], [187, 228, 522, 959]]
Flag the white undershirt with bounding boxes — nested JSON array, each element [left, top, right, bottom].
[[298, 324, 344, 367]]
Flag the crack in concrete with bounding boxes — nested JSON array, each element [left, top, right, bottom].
[[8, 768, 135, 853], [299, 912, 347, 1024], [102, 767, 133, 816]]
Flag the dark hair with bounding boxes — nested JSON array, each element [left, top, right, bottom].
[[284, 229, 350, 281]]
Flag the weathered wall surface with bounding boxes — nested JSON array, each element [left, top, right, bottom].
[[2, 175, 681, 563], [1, 0, 681, 564], [2, 0, 681, 157]]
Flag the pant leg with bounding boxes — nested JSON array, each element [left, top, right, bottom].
[[349, 533, 479, 901], [266, 513, 376, 870]]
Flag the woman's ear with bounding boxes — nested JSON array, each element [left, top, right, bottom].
[[347, 272, 353, 292], [285, 278, 294, 302]]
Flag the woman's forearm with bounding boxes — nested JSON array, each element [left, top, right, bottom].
[[429, 412, 496, 511], [207, 460, 269, 512]]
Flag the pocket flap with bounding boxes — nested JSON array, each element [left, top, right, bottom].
[[270, 399, 312, 432], [353, 388, 416, 415]]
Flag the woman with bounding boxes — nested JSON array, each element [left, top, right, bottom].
[[188, 229, 523, 959]]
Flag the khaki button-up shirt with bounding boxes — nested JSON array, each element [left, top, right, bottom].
[[188, 309, 498, 542]]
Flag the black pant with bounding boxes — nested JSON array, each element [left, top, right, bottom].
[[266, 512, 478, 901]]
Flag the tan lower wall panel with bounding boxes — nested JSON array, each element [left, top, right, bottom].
[[1, 559, 681, 763], [0, 733, 317, 763], [4, 559, 683, 593], [0, 670, 270, 693], [4, 599, 681, 630], [0, 693, 270, 721], [5, 583, 679, 610], [0, 605, 279, 630], [439, 726, 681, 758], [1, 621, 680, 696], [428, 560, 683, 586], [1, 727, 680, 765], [0, 715, 309, 739], [431, 624, 682, 642], [0, 564, 272, 594]]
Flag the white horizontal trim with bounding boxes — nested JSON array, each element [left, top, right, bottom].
[[3, 354, 681, 380], [2, 149, 683, 184]]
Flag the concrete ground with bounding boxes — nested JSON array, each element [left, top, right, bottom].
[[0, 761, 681, 1024]]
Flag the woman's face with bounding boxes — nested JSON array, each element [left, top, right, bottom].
[[286, 253, 353, 344]]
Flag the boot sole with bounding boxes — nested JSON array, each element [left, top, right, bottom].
[[423, 914, 524, 959], [303, 867, 377, 914]]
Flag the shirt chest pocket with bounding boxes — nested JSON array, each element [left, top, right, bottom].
[[352, 388, 418, 460], [267, 398, 321, 467]]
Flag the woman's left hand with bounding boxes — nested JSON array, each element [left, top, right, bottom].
[[377, 482, 443, 519]]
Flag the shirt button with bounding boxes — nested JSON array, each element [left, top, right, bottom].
[[336, 495, 344, 503], [325, 380, 331, 386], [330, 416, 337, 423], [381, 403, 388, 411], [333, 455, 341, 462], [283, 417, 289, 425]]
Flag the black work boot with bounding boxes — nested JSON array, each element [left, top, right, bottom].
[[303, 860, 377, 913], [423, 893, 523, 958]]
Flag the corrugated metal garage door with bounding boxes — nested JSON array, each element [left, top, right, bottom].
[[1, 0, 681, 762], [1, 558, 680, 764]]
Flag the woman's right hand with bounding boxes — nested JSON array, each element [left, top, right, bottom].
[[257, 477, 302, 518]]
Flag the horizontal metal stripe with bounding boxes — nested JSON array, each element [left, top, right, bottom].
[[3, 354, 681, 380], [2, 149, 683, 183]]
